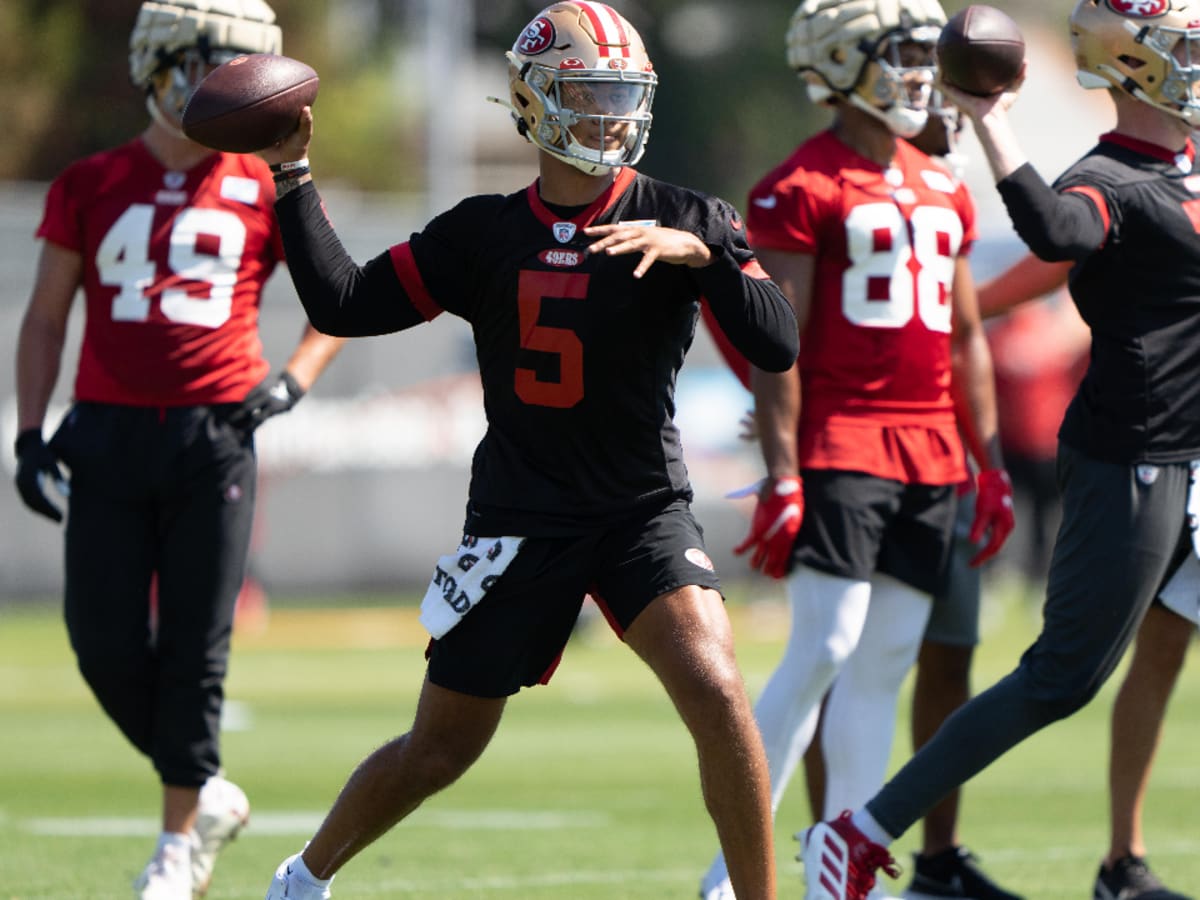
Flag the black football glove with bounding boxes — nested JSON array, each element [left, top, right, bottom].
[[226, 370, 305, 433], [14, 428, 68, 523]]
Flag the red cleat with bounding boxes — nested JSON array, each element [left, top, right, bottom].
[[798, 811, 899, 900]]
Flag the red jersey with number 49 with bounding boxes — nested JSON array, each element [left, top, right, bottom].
[[747, 130, 976, 484], [36, 137, 282, 406]]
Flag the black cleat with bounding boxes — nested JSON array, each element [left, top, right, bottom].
[[1093, 855, 1194, 900], [903, 846, 1023, 900]]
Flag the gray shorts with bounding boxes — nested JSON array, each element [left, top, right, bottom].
[[925, 490, 981, 648]]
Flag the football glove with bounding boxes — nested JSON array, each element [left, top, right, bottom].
[[226, 370, 305, 433], [733, 475, 803, 579], [14, 428, 68, 523], [968, 468, 1015, 567]]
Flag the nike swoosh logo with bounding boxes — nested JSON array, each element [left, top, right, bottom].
[[753, 195, 777, 209]]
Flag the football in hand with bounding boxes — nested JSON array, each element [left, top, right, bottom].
[[182, 53, 318, 153], [936, 5, 1025, 97]]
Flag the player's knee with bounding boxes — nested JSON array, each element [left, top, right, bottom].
[[1019, 662, 1103, 721], [775, 637, 844, 694], [74, 647, 141, 701], [402, 734, 485, 793], [680, 650, 754, 731]]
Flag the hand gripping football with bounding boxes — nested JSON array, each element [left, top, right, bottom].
[[936, 5, 1025, 97], [182, 53, 318, 153]]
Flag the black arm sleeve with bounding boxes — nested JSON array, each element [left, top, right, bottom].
[[996, 163, 1107, 262], [275, 182, 427, 337], [690, 247, 799, 373]]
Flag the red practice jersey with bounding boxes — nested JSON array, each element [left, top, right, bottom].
[[747, 131, 977, 484], [37, 137, 283, 406]]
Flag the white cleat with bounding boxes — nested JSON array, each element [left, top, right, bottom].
[[191, 775, 251, 897], [134, 840, 192, 900], [701, 876, 736, 899], [265, 852, 334, 900]]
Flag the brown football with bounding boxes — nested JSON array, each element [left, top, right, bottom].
[[936, 5, 1025, 97], [182, 53, 318, 153]]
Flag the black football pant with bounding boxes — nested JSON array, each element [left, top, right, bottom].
[[51, 403, 257, 788], [866, 444, 1192, 838]]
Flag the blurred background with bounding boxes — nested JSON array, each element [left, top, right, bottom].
[[0, 0, 1104, 605]]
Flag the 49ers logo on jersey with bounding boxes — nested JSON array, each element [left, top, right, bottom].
[[539, 248, 583, 267], [1105, 0, 1168, 16], [517, 16, 556, 54]]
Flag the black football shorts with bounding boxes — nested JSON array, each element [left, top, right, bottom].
[[426, 499, 722, 698], [794, 469, 956, 595]]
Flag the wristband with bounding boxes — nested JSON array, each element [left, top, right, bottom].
[[273, 167, 310, 184], [269, 158, 309, 174]]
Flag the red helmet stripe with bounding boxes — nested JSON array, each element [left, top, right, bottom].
[[578, 1, 630, 58]]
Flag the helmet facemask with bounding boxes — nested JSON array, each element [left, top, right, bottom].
[[509, 54, 656, 173], [787, 0, 947, 136], [129, 0, 282, 140], [849, 26, 940, 137], [1159, 25, 1200, 118], [501, 2, 658, 175], [146, 44, 246, 137], [1071, 0, 1200, 124]]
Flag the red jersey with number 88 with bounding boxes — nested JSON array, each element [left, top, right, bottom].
[[747, 131, 976, 485], [36, 137, 282, 406]]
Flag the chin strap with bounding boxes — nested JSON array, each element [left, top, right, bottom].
[[146, 94, 190, 141], [848, 93, 928, 138]]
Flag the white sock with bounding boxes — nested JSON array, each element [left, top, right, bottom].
[[157, 831, 192, 853], [756, 567, 871, 811], [821, 574, 932, 816], [291, 853, 334, 889], [851, 808, 894, 847]]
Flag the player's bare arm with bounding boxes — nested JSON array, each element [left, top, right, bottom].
[[976, 254, 1071, 319], [281, 325, 345, 391], [948, 256, 1002, 473], [751, 248, 813, 481], [15, 242, 83, 432], [584, 223, 712, 278]]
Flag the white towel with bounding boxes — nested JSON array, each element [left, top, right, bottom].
[[1188, 459, 1200, 559], [1158, 460, 1200, 626], [418, 535, 525, 639], [1159, 553, 1200, 627]]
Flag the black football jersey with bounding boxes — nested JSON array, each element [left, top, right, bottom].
[[1051, 136, 1200, 464], [388, 169, 782, 535]]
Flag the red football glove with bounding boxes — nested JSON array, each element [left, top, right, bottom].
[[968, 469, 1015, 567], [734, 476, 804, 579]]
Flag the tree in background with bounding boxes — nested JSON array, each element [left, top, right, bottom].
[[0, 0, 1071, 203]]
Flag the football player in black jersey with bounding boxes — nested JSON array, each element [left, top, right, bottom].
[[978, 252, 1195, 900], [257, 3, 798, 899], [797, 2, 1200, 899]]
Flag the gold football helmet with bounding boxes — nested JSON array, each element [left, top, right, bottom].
[[1070, 0, 1200, 122], [786, 0, 947, 137], [505, 1, 657, 175], [129, 0, 282, 133]]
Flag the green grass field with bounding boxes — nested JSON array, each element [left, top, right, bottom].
[[2, 581, 1198, 899]]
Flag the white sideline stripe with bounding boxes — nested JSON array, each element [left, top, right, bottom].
[[347, 868, 701, 893], [22, 808, 609, 837]]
